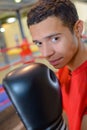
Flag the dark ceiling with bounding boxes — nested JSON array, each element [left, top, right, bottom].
[[0, 0, 38, 20], [0, 0, 37, 11]]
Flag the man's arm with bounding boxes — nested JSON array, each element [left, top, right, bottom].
[[81, 115, 87, 130], [63, 111, 68, 128]]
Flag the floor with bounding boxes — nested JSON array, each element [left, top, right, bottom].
[[0, 105, 26, 130]]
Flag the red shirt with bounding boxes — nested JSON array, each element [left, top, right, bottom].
[[57, 60, 87, 130]]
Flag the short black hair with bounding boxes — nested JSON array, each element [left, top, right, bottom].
[[27, 0, 79, 32]]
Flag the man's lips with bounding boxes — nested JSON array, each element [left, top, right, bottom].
[[49, 57, 63, 66]]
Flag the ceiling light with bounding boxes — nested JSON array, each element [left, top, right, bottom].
[[14, 0, 22, 3], [0, 28, 5, 32], [6, 17, 16, 23]]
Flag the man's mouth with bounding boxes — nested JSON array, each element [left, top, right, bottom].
[[49, 57, 63, 66]]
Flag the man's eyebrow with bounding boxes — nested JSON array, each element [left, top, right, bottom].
[[33, 40, 41, 43], [32, 33, 61, 43], [44, 33, 61, 39]]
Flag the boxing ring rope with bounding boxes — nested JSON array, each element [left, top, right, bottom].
[[0, 42, 43, 71]]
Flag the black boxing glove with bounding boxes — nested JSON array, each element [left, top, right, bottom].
[[3, 63, 67, 130]]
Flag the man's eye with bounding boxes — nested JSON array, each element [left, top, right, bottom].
[[52, 37, 59, 43], [34, 42, 42, 47]]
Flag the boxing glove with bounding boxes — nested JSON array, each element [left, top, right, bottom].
[[3, 63, 67, 130]]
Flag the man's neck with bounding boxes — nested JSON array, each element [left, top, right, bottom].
[[67, 43, 87, 71]]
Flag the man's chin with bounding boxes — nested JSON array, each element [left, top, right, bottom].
[[53, 64, 64, 69]]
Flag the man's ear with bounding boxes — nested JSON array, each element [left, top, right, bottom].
[[74, 20, 83, 38]]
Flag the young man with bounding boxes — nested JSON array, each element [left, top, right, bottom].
[[27, 0, 87, 130]]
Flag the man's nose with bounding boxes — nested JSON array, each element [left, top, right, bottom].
[[41, 43, 54, 58]]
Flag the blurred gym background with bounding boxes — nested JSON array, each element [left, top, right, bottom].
[[0, 0, 87, 129]]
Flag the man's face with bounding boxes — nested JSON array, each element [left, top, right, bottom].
[[29, 16, 79, 69]]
